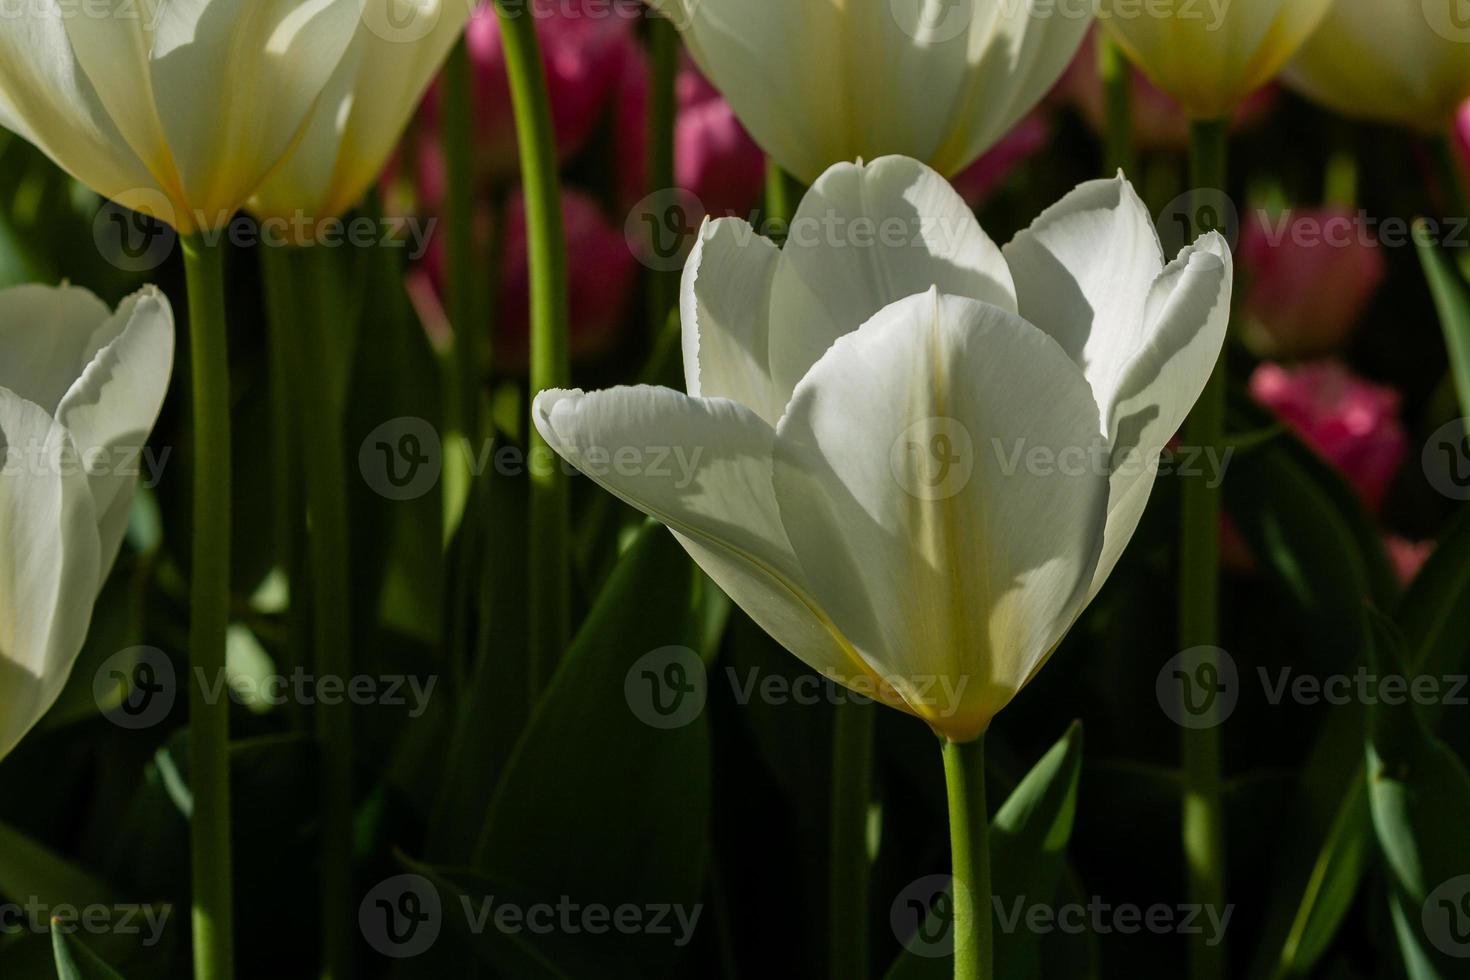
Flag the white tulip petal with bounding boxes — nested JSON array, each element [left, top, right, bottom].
[[1091, 234, 1232, 597], [251, 0, 471, 220], [1003, 174, 1165, 428], [663, 0, 848, 184], [56, 287, 175, 577], [768, 156, 1016, 404], [0, 7, 164, 208], [0, 285, 117, 417], [927, 2, 1092, 176], [680, 218, 784, 425], [148, 0, 360, 221], [61, 0, 184, 199], [0, 389, 102, 761], [532, 386, 894, 698], [773, 290, 1110, 740]]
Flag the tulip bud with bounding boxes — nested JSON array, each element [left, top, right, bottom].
[[1287, 0, 1470, 132], [1100, 0, 1332, 119], [0, 0, 362, 232], [0, 285, 173, 760], [644, 0, 1092, 183]]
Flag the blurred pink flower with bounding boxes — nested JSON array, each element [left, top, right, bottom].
[[427, 1, 640, 186], [1062, 29, 1274, 152], [1249, 361, 1408, 511], [1386, 536, 1435, 585], [1239, 207, 1386, 358], [417, 189, 636, 372], [617, 52, 765, 219], [950, 114, 1050, 208]]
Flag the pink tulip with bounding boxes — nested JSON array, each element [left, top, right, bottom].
[[418, 189, 636, 372], [1062, 29, 1274, 151], [1249, 361, 1408, 511], [1386, 536, 1435, 585], [616, 52, 766, 219], [1239, 207, 1386, 358], [428, 1, 641, 186]]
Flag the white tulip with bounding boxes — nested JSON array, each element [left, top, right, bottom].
[[0, 0, 363, 232], [534, 157, 1231, 741], [0, 285, 174, 760], [251, 0, 473, 226], [645, 0, 1093, 184], [1287, 0, 1470, 132]]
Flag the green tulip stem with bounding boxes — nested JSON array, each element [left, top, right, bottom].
[[1181, 116, 1229, 980], [491, 0, 571, 695], [1098, 31, 1135, 176], [828, 701, 875, 980], [261, 245, 355, 979], [646, 13, 679, 337], [182, 234, 235, 980], [942, 734, 992, 980], [442, 36, 483, 448]]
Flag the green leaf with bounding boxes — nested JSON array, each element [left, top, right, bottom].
[[885, 722, 1086, 980], [1417, 221, 1470, 418], [462, 523, 711, 978], [1365, 615, 1470, 972], [1224, 389, 1397, 659], [0, 820, 118, 911], [1250, 505, 1470, 978], [51, 930, 125, 980]]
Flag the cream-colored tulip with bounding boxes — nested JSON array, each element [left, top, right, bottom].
[[0, 0, 363, 233], [1287, 0, 1470, 131], [1101, 0, 1334, 119], [534, 157, 1231, 741], [250, 0, 472, 226], [0, 285, 174, 761], [644, 0, 1093, 184]]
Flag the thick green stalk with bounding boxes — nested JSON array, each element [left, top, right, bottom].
[[828, 701, 875, 980], [493, 0, 570, 696], [646, 14, 679, 335], [1097, 32, 1135, 176], [942, 735, 991, 980], [183, 235, 235, 980], [442, 37, 483, 446], [262, 247, 355, 978], [1181, 116, 1229, 980]]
